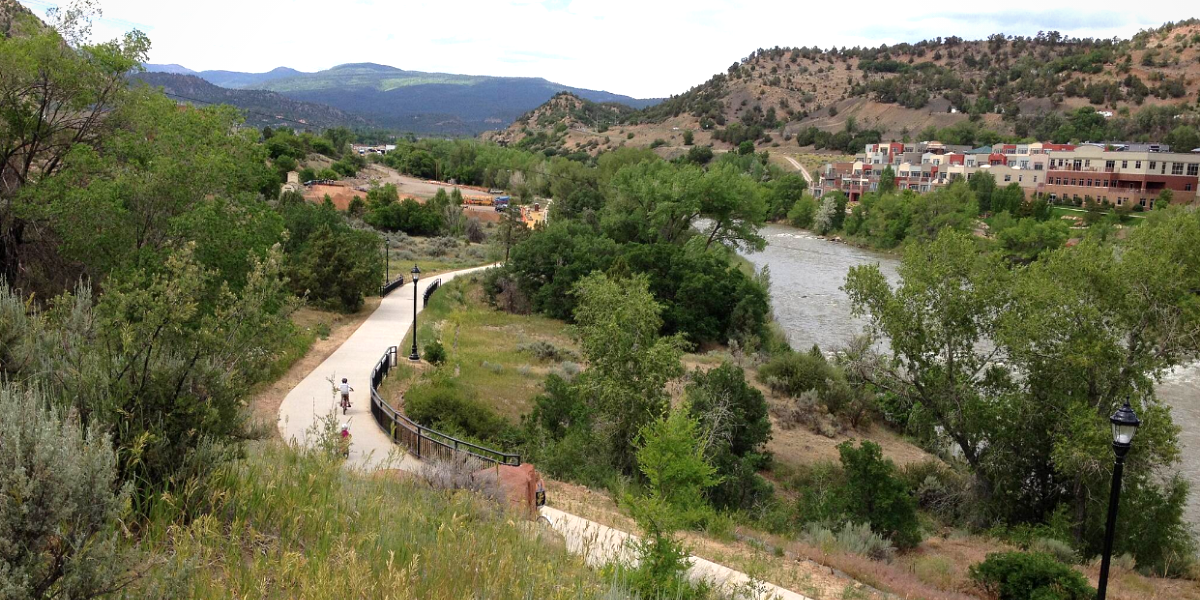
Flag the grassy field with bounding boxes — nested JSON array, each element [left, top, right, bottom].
[[400, 273, 578, 423], [123, 439, 613, 599], [385, 234, 501, 281]]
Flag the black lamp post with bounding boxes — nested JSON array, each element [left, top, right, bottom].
[[408, 265, 421, 362], [1097, 400, 1141, 600]]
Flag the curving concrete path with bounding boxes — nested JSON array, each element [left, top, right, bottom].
[[277, 264, 814, 599], [277, 264, 495, 470]]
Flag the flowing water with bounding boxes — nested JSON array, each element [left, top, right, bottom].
[[742, 223, 1200, 526]]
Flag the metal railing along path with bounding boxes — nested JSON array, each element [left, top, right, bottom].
[[368, 346, 521, 466], [380, 276, 405, 297], [422, 278, 441, 307]]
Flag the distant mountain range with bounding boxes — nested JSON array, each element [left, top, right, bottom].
[[132, 72, 375, 129], [143, 62, 659, 135]]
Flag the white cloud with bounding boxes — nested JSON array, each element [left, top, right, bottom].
[[19, 0, 1199, 98]]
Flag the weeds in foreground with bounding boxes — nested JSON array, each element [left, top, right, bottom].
[[122, 440, 611, 599]]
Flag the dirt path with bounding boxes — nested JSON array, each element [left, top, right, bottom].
[[783, 155, 814, 186]]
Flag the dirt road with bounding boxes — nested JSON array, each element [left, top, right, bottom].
[[783, 156, 814, 186]]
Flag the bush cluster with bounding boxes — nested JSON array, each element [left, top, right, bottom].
[[969, 552, 1093, 600]]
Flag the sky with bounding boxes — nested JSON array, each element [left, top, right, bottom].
[[17, 0, 1200, 98]]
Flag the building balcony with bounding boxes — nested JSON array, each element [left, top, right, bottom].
[[1050, 166, 1114, 173]]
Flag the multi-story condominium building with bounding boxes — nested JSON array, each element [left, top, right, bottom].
[[1036, 145, 1200, 208], [815, 141, 1199, 207]]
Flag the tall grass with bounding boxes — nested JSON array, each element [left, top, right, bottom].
[[123, 440, 614, 599]]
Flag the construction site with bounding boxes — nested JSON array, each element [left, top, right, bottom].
[[293, 162, 548, 228]]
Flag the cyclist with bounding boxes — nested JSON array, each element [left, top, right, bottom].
[[339, 378, 354, 413]]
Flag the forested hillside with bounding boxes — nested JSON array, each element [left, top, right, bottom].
[[132, 72, 376, 129], [494, 20, 1200, 155], [139, 61, 660, 136]]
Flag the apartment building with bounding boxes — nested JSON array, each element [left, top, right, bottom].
[[815, 140, 1200, 207], [1036, 145, 1200, 208], [818, 142, 1058, 199]]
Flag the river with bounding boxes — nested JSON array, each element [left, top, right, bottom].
[[742, 222, 1200, 526]]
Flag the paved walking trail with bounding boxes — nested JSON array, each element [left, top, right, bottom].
[[277, 265, 813, 600], [277, 265, 493, 470]]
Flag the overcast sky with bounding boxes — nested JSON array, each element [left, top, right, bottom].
[[18, 0, 1200, 98]]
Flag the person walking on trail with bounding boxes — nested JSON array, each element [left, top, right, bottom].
[[339, 378, 354, 413]]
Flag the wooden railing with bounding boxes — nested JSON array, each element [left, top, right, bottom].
[[368, 346, 521, 466]]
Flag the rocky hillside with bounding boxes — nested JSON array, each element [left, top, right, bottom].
[[491, 20, 1200, 156], [131, 72, 375, 129], [484, 92, 639, 152]]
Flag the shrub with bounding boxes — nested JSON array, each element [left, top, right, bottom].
[[773, 390, 843, 437], [553, 360, 581, 380], [405, 379, 510, 442], [636, 409, 720, 518], [424, 339, 447, 364], [800, 522, 896, 561], [758, 346, 835, 396], [466, 219, 486, 243], [347, 196, 365, 217], [969, 552, 1094, 600], [838, 441, 922, 550], [428, 236, 458, 257], [518, 340, 578, 362], [903, 459, 973, 524], [0, 384, 135, 599], [417, 453, 505, 503], [686, 362, 773, 510], [1029, 538, 1077, 565]]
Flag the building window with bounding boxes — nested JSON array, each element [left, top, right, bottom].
[[1189, 164, 1199, 177], [1122, 160, 1128, 168], [1135, 161, 1142, 169], [1141, 199, 1147, 207], [1172, 162, 1184, 175], [1019, 175, 1024, 182], [1086, 179, 1092, 187], [1187, 184, 1194, 192], [1034, 176, 1039, 183], [1004, 175, 1012, 182], [1106, 160, 1115, 170]]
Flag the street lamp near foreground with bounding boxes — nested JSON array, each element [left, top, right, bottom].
[[409, 265, 421, 362], [1097, 400, 1141, 600]]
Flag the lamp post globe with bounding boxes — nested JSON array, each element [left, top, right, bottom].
[[1097, 400, 1141, 600], [1110, 401, 1141, 456], [409, 265, 421, 362]]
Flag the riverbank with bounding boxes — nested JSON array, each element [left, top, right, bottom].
[[744, 219, 1200, 528]]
